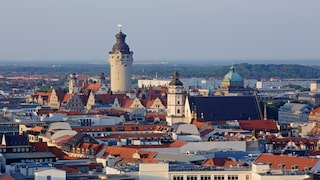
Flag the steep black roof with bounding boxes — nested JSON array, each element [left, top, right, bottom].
[[0, 134, 29, 146], [188, 96, 262, 122]]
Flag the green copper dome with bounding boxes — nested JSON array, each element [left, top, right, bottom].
[[222, 65, 243, 82]]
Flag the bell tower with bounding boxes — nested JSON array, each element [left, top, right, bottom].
[[166, 71, 186, 126], [108, 24, 133, 93]]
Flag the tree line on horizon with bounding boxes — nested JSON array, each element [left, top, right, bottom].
[[0, 63, 320, 80]]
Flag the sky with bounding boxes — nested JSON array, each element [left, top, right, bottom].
[[0, 0, 319, 64]]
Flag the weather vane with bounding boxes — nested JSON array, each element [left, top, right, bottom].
[[117, 23, 123, 32]]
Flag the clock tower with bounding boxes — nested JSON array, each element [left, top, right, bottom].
[[166, 71, 186, 126]]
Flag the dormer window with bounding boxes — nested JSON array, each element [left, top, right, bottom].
[[291, 165, 299, 169]]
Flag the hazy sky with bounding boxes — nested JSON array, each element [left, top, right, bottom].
[[0, 0, 319, 63]]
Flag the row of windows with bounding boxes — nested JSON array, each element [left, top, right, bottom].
[[172, 175, 243, 180], [111, 55, 130, 59], [12, 147, 30, 153]]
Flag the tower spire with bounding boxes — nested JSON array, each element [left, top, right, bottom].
[[117, 23, 123, 32]]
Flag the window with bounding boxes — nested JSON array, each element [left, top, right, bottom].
[[187, 175, 197, 180], [214, 175, 224, 180], [227, 175, 238, 180], [245, 175, 249, 180], [47, 175, 51, 180], [173, 175, 184, 180], [201, 175, 211, 180]]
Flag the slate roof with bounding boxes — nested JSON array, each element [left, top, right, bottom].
[[0, 134, 29, 146], [188, 95, 262, 122]]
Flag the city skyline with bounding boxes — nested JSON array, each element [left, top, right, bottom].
[[0, 0, 319, 63]]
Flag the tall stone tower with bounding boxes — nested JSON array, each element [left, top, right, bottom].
[[69, 73, 79, 94], [108, 26, 133, 93], [166, 71, 186, 126]]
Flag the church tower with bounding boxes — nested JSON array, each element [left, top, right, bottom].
[[69, 73, 79, 94], [108, 25, 133, 93], [166, 71, 186, 126]]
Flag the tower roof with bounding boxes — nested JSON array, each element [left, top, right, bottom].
[[112, 31, 130, 54], [169, 71, 183, 86], [222, 65, 243, 82]]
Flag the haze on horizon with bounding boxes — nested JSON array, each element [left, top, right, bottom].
[[0, 0, 319, 64]]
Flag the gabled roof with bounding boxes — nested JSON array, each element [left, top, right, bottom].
[[61, 133, 98, 152], [188, 96, 262, 122], [255, 153, 319, 171]]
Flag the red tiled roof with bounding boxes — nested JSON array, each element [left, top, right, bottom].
[[169, 140, 188, 147], [310, 107, 320, 115], [62, 94, 72, 103], [238, 119, 279, 132], [104, 146, 157, 160], [56, 110, 82, 115], [191, 119, 205, 129], [30, 142, 49, 152], [0, 173, 15, 180], [223, 160, 246, 168], [202, 158, 246, 167], [30, 126, 43, 133], [123, 99, 134, 108], [85, 83, 102, 93], [255, 153, 319, 171], [48, 146, 70, 160]]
